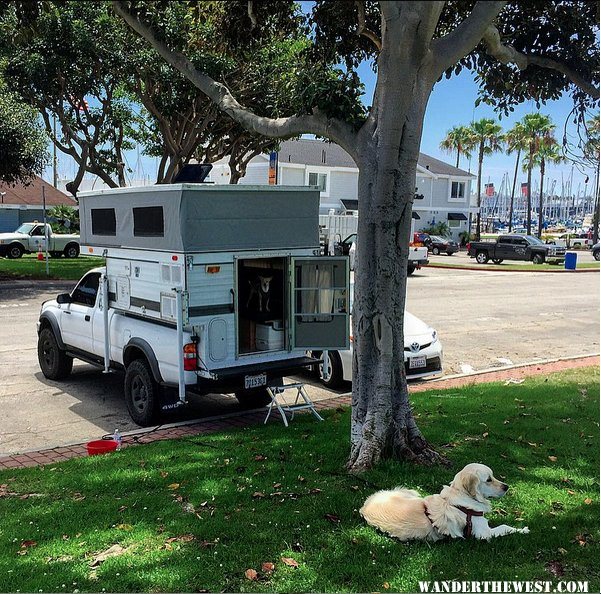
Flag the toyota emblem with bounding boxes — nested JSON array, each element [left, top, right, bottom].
[[410, 342, 420, 353]]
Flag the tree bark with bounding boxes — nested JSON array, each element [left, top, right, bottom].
[[347, 9, 447, 472]]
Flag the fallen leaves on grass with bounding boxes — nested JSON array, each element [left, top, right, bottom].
[[584, 498, 592, 505], [324, 513, 341, 524], [89, 544, 127, 567], [17, 540, 37, 555], [548, 456, 558, 463], [244, 569, 259, 581], [167, 483, 180, 490], [262, 562, 275, 573], [281, 557, 299, 568]]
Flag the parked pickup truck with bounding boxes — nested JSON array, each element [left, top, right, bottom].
[[337, 233, 429, 275], [0, 222, 80, 259], [467, 234, 566, 264]]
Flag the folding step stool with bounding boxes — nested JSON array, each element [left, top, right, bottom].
[[264, 382, 324, 427]]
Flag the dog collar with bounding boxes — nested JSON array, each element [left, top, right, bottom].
[[453, 505, 484, 538]]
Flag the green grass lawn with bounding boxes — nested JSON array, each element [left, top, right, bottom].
[[0, 254, 104, 280], [0, 368, 598, 593]]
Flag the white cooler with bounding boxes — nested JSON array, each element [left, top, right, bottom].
[[256, 320, 284, 351]]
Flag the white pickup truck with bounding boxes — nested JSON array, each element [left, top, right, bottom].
[[0, 222, 80, 259], [37, 267, 202, 425]]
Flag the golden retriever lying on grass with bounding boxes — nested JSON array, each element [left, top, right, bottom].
[[360, 463, 529, 541]]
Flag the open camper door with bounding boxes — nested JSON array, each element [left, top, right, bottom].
[[290, 256, 350, 350]]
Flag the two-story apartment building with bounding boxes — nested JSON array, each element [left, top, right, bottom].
[[209, 139, 475, 241]]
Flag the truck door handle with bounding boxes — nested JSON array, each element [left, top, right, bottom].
[[64, 310, 71, 315], [85, 315, 91, 322]]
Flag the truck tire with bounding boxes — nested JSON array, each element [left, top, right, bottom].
[[407, 265, 416, 276], [38, 327, 73, 380], [124, 359, 159, 426], [316, 350, 344, 389], [492, 258, 504, 264], [63, 243, 80, 258], [6, 243, 24, 259], [234, 387, 272, 409], [475, 251, 489, 264], [532, 253, 545, 264]]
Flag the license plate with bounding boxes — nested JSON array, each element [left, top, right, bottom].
[[409, 356, 427, 369], [244, 373, 267, 389]]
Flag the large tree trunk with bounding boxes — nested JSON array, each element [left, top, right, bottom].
[[347, 47, 445, 472]]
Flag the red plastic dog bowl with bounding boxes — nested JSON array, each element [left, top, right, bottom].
[[87, 439, 118, 456]]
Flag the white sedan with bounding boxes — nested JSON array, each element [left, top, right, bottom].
[[310, 311, 443, 388]]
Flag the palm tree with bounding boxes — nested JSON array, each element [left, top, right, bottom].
[[530, 141, 563, 238], [504, 122, 528, 232], [466, 118, 503, 240], [440, 125, 474, 169], [520, 113, 555, 235]]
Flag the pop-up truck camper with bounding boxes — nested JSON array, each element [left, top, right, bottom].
[[37, 180, 350, 425]]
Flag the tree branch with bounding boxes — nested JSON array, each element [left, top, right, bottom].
[[355, 1, 381, 51], [482, 25, 600, 100], [112, 1, 359, 161], [431, 1, 507, 77]]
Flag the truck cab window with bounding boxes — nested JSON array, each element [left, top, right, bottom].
[[71, 272, 101, 306], [31, 226, 45, 236]]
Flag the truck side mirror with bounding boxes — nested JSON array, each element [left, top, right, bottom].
[[56, 293, 72, 304]]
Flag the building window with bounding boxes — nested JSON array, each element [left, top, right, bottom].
[[451, 181, 465, 199], [448, 219, 461, 228], [133, 206, 164, 237], [308, 172, 328, 192], [91, 208, 116, 236]]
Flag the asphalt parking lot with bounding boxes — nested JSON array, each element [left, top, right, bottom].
[[0, 264, 599, 454]]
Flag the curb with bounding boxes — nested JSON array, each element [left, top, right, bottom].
[[0, 355, 597, 470], [427, 263, 599, 273]]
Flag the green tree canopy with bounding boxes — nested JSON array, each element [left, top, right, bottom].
[[0, 81, 48, 185]]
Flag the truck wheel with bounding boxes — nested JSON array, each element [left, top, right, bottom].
[[124, 359, 159, 426], [432, 247, 440, 255], [317, 350, 344, 389], [475, 251, 489, 264], [234, 387, 272, 409], [532, 253, 545, 264], [492, 258, 504, 264], [63, 243, 80, 258], [38, 327, 73, 380], [6, 243, 24, 259], [407, 265, 416, 276], [594, 250, 600, 262]]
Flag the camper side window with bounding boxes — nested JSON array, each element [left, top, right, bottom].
[[91, 208, 116, 236], [133, 206, 164, 237]]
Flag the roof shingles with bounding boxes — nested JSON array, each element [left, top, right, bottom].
[[0, 176, 75, 207]]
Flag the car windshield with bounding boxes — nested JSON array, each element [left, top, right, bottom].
[[343, 234, 357, 245], [14, 223, 36, 235], [525, 235, 544, 245], [430, 236, 445, 242]]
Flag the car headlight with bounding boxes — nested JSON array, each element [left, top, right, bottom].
[[431, 330, 438, 343]]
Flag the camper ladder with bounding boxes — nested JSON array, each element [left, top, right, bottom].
[[264, 382, 323, 427]]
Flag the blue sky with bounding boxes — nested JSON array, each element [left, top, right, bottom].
[[356, 62, 596, 197]]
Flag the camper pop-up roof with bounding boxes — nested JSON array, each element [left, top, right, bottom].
[[78, 184, 320, 253]]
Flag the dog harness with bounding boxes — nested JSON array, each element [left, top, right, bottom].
[[454, 505, 484, 538], [423, 503, 484, 538]]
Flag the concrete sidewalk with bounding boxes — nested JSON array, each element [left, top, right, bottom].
[[0, 354, 597, 470]]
